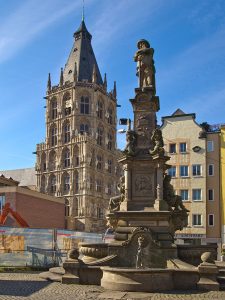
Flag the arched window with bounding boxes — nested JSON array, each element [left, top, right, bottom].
[[80, 123, 89, 135], [41, 153, 46, 171], [97, 126, 104, 146], [107, 182, 112, 195], [107, 133, 113, 150], [108, 107, 113, 125], [51, 99, 57, 119], [75, 172, 79, 193], [63, 174, 70, 193], [97, 100, 103, 119], [107, 159, 112, 173], [96, 178, 102, 193], [41, 175, 46, 193], [64, 149, 70, 168], [74, 145, 79, 166], [50, 175, 56, 193], [64, 123, 70, 143], [49, 151, 56, 171], [80, 96, 89, 114], [96, 154, 103, 170], [65, 199, 70, 217], [51, 126, 57, 146], [63, 92, 71, 116]]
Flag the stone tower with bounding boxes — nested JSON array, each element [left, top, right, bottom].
[[36, 19, 120, 232]]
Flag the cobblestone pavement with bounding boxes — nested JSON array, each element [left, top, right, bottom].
[[0, 273, 225, 300]]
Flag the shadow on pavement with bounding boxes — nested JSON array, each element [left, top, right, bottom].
[[0, 280, 51, 296]]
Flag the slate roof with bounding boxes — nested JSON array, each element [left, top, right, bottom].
[[63, 20, 103, 85]]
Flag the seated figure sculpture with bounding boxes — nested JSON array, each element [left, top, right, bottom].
[[108, 176, 125, 212], [149, 128, 165, 156], [163, 175, 189, 212]]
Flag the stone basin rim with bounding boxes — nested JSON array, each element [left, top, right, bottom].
[[101, 267, 198, 273]]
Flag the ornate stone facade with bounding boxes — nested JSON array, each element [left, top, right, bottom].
[[36, 20, 121, 232]]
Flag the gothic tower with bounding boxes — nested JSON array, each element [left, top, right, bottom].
[[36, 19, 120, 232]]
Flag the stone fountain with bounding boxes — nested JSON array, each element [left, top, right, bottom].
[[41, 39, 219, 292]]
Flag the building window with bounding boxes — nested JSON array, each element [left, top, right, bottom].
[[96, 155, 102, 170], [208, 189, 214, 201], [50, 176, 56, 193], [51, 100, 57, 119], [80, 124, 89, 135], [193, 214, 202, 226], [63, 174, 70, 193], [41, 176, 46, 193], [207, 141, 214, 152], [168, 166, 176, 177], [108, 108, 113, 124], [0, 194, 5, 214], [97, 207, 104, 219], [192, 164, 202, 176], [180, 165, 188, 177], [169, 143, 176, 153], [208, 164, 214, 176], [97, 127, 103, 146], [75, 173, 79, 192], [49, 151, 56, 171], [65, 199, 70, 217], [180, 143, 187, 153], [108, 159, 112, 173], [51, 126, 57, 146], [107, 133, 113, 150], [97, 100, 103, 119], [80, 96, 89, 114], [64, 123, 70, 143], [65, 107, 71, 116], [107, 183, 112, 195], [96, 179, 102, 192], [192, 189, 202, 201], [64, 149, 70, 168], [180, 190, 189, 201], [208, 214, 214, 226]]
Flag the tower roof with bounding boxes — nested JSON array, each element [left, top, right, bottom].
[[63, 20, 103, 85]]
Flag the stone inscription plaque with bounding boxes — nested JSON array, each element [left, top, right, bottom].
[[129, 220, 157, 226]]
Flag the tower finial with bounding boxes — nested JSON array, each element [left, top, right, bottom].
[[60, 67, 64, 86], [47, 73, 51, 92], [82, 0, 85, 21]]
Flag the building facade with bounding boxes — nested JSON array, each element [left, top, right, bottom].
[[161, 109, 221, 251], [36, 19, 121, 232], [0, 175, 65, 229]]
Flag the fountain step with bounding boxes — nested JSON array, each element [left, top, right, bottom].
[[39, 270, 63, 282]]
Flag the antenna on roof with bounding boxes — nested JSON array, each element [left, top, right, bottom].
[[82, 0, 85, 21]]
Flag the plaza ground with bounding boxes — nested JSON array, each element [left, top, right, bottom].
[[0, 272, 225, 299]]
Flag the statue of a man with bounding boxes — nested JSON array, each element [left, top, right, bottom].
[[134, 39, 155, 89], [108, 176, 125, 212], [149, 128, 165, 156], [123, 130, 136, 156]]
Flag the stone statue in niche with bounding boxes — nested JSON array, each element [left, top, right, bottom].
[[136, 235, 147, 268], [123, 130, 136, 156], [134, 39, 155, 89], [108, 176, 125, 212], [149, 128, 165, 156], [163, 175, 189, 212]]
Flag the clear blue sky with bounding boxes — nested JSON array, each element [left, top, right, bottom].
[[0, 0, 225, 170]]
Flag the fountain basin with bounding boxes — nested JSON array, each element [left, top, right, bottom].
[[101, 267, 199, 292]]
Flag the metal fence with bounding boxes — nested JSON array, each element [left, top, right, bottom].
[[0, 226, 103, 267]]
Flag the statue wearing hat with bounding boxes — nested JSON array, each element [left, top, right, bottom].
[[134, 39, 155, 89]]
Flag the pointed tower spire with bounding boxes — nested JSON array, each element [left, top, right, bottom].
[[113, 81, 117, 98], [60, 67, 64, 86], [92, 64, 97, 83], [74, 62, 78, 82], [103, 73, 107, 91], [47, 73, 51, 91], [82, 0, 85, 21]]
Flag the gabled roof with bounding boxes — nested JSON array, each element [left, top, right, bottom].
[[63, 20, 103, 85], [172, 108, 185, 116]]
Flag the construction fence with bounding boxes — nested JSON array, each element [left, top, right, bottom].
[[0, 226, 103, 267]]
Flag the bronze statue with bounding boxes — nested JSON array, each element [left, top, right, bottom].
[[149, 128, 165, 156], [134, 39, 155, 89], [163, 175, 189, 212], [108, 176, 125, 212]]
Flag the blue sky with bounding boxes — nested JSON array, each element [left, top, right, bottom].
[[0, 0, 225, 170]]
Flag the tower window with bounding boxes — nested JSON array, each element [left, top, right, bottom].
[[108, 108, 113, 125], [51, 126, 57, 146], [80, 96, 89, 114], [107, 133, 113, 150], [96, 155, 103, 170], [64, 149, 70, 168], [50, 176, 56, 193], [97, 126, 104, 146], [80, 124, 89, 135], [108, 159, 112, 173], [97, 100, 103, 119], [63, 174, 70, 193], [51, 100, 57, 119], [64, 123, 70, 143], [75, 173, 79, 192]]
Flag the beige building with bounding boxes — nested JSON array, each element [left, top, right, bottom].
[[161, 109, 221, 250], [35, 19, 121, 232]]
